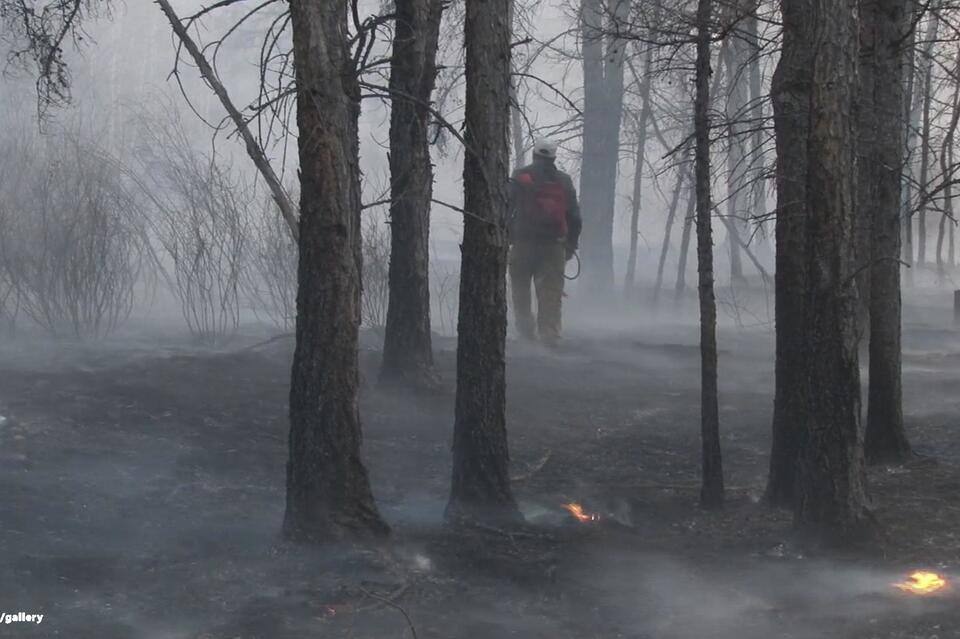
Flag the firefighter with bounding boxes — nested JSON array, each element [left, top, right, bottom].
[[508, 138, 582, 346]]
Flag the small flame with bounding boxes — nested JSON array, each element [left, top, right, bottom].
[[893, 571, 948, 595], [562, 502, 599, 523]]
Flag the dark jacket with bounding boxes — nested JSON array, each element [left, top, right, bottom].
[[508, 158, 582, 249]]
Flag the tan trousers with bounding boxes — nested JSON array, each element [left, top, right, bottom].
[[509, 240, 566, 344]]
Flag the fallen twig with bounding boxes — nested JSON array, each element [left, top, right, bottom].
[[238, 332, 294, 352], [511, 449, 552, 482], [356, 584, 418, 639]]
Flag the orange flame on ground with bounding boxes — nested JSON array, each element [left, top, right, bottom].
[[893, 571, 948, 595], [562, 502, 599, 523]]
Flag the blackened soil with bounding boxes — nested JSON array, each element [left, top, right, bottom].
[[1, 301, 960, 638]]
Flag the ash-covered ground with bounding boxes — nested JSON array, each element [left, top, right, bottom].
[[1, 288, 959, 638]]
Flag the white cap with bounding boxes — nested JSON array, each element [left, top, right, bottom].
[[532, 138, 558, 159]]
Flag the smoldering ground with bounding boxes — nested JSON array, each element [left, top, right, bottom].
[[1, 289, 959, 638]]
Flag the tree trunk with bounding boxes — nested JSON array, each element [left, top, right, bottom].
[[722, 28, 748, 285], [853, 0, 875, 337], [743, 0, 765, 220], [624, 41, 655, 296], [675, 183, 697, 299], [446, 0, 520, 526], [863, 0, 911, 463], [509, 0, 526, 167], [952, 211, 956, 266], [380, 0, 444, 390], [766, 0, 812, 507], [917, 14, 939, 268], [695, 0, 724, 509], [901, 1, 928, 271], [793, 0, 872, 544], [284, 0, 388, 543], [579, 0, 628, 297], [654, 167, 688, 302], [676, 44, 727, 300], [936, 55, 960, 278]]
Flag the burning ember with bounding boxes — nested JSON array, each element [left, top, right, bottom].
[[562, 502, 599, 523], [892, 571, 949, 595]]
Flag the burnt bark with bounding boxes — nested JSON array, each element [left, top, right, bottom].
[[862, 0, 911, 463], [283, 0, 389, 543], [379, 0, 444, 390], [793, 0, 872, 543], [695, 0, 724, 509], [766, 0, 812, 508], [446, 0, 520, 526]]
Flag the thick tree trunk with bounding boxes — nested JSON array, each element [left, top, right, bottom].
[[579, 0, 628, 297], [380, 0, 444, 390], [793, 0, 872, 543], [446, 0, 520, 526], [766, 0, 812, 508], [863, 0, 911, 463], [695, 0, 724, 509], [284, 0, 388, 542]]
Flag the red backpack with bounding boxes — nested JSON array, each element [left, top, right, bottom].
[[516, 171, 569, 238]]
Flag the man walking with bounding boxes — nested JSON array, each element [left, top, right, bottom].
[[508, 138, 582, 346]]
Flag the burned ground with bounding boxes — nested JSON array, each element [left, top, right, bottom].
[[1, 293, 959, 638]]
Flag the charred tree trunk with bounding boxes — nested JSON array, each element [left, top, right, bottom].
[[284, 0, 388, 543], [380, 0, 444, 390], [695, 0, 724, 509], [766, 0, 812, 507], [863, 0, 911, 463], [446, 0, 520, 526], [793, 0, 872, 544]]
